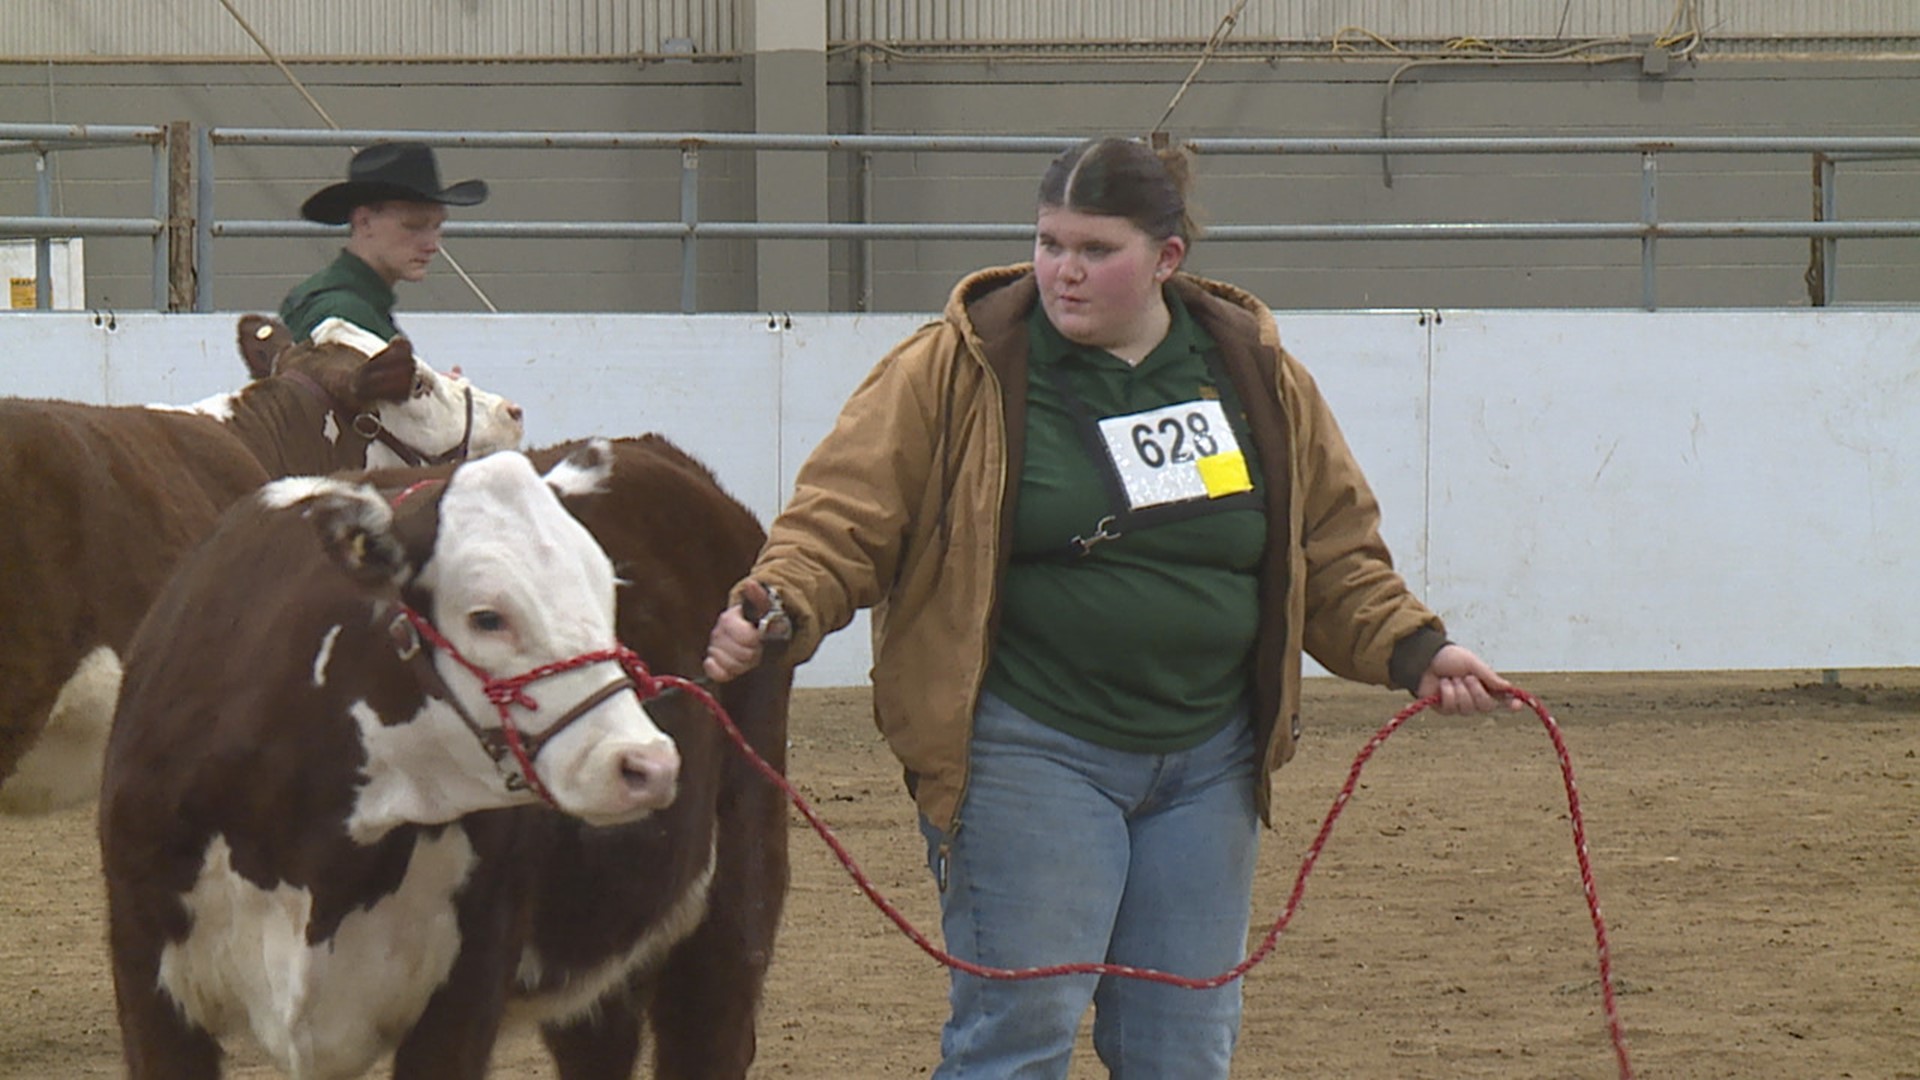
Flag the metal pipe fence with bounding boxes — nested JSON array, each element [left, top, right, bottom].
[[0, 122, 170, 311], [4, 123, 1918, 313]]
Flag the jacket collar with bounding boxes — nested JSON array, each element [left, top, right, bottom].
[[948, 262, 1282, 362], [948, 264, 1037, 383], [1168, 274, 1276, 364]]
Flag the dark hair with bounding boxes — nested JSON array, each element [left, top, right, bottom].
[[1037, 137, 1197, 244]]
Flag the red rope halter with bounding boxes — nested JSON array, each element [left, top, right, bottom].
[[394, 605, 666, 809]]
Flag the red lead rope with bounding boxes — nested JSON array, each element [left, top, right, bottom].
[[658, 675, 1634, 1080]]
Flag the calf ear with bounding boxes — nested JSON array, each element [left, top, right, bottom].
[[353, 337, 419, 403], [236, 314, 293, 380], [306, 486, 413, 589], [542, 438, 616, 500]]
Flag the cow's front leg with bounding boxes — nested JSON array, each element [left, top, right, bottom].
[[390, 861, 523, 1080], [109, 944, 223, 1080], [389, 954, 515, 1080], [647, 670, 792, 1080], [540, 988, 645, 1080]]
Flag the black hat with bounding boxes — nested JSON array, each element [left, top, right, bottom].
[[300, 142, 488, 225]]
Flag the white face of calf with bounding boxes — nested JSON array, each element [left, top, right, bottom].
[[308, 317, 525, 468], [368, 364, 524, 470], [415, 449, 678, 826]]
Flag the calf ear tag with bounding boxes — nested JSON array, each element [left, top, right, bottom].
[[308, 486, 407, 587]]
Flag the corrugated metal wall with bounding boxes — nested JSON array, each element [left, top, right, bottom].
[[1, 0, 737, 59], [832, 1, 1919, 45], [5, 2, 1917, 60]]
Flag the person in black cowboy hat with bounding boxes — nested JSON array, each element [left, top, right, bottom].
[[278, 141, 487, 344]]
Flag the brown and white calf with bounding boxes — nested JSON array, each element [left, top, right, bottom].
[[102, 436, 793, 1079], [0, 319, 523, 815]]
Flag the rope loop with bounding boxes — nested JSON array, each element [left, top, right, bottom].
[[673, 679, 1636, 1080]]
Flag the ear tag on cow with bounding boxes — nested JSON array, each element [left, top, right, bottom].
[[388, 614, 421, 661]]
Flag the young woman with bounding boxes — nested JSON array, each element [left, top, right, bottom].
[[706, 136, 1516, 1078]]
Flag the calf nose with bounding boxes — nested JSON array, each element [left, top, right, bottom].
[[619, 742, 680, 809], [506, 401, 524, 423]]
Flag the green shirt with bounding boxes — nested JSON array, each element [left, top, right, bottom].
[[983, 291, 1267, 752], [279, 250, 399, 343]]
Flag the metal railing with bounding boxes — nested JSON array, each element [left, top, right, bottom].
[[0, 123, 171, 311], [5, 123, 1919, 313], [199, 128, 1082, 315]]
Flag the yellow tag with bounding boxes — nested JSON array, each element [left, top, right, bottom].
[[1197, 450, 1253, 498], [8, 278, 34, 309]]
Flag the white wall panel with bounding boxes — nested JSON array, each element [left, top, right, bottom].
[[1425, 310, 1920, 674], [5, 307, 1915, 684]]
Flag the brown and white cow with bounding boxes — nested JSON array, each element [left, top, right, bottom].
[[0, 319, 523, 815], [101, 436, 793, 1079]]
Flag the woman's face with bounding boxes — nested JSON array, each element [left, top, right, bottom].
[[1034, 206, 1185, 353]]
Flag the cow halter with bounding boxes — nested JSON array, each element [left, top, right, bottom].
[[282, 369, 478, 467], [365, 385, 476, 468], [384, 603, 673, 810]]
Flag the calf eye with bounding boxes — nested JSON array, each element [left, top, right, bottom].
[[468, 610, 506, 633]]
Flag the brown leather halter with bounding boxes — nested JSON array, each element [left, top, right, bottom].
[[282, 369, 477, 467]]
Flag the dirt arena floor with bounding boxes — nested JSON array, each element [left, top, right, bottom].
[[3, 669, 1915, 1079]]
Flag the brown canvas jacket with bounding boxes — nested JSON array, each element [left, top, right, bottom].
[[739, 264, 1446, 831]]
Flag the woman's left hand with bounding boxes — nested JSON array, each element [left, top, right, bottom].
[[1418, 644, 1524, 714]]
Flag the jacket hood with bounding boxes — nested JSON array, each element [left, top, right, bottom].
[[943, 262, 1285, 357]]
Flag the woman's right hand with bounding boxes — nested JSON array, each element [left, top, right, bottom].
[[703, 580, 773, 682]]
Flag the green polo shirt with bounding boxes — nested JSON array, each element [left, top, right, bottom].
[[982, 291, 1267, 753], [279, 250, 400, 343]]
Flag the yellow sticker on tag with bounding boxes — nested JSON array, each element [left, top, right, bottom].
[[1197, 450, 1253, 498]]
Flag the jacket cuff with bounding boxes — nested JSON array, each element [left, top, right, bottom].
[[1389, 626, 1450, 694]]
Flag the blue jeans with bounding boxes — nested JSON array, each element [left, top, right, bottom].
[[918, 690, 1261, 1079]]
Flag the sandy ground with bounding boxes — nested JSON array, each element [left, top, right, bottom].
[[4, 669, 1916, 1078]]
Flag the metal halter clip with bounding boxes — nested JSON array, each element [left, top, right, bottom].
[[755, 585, 794, 643], [1068, 515, 1122, 557], [388, 612, 422, 661]]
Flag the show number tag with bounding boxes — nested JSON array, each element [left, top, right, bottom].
[[1096, 399, 1252, 511]]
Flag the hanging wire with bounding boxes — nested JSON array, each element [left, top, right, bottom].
[[210, 0, 498, 313], [1655, 0, 1705, 59], [1332, 1, 1703, 64], [1150, 0, 1253, 137], [1353, 0, 1708, 187]]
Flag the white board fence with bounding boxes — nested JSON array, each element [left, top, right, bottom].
[[3, 307, 1913, 686]]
